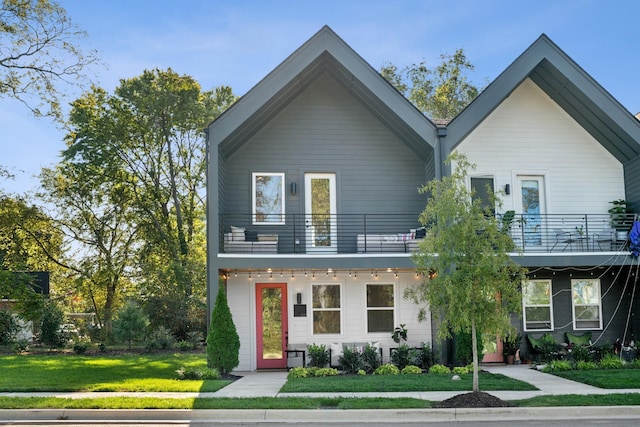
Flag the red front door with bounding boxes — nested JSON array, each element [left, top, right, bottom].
[[256, 283, 288, 369]]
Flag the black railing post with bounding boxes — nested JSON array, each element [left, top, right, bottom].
[[363, 214, 368, 253]]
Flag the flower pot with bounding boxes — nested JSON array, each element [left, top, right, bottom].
[[506, 354, 515, 365]]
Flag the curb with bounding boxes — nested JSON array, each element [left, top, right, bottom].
[[2, 407, 640, 423]]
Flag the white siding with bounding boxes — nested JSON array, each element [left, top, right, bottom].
[[225, 280, 255, 371], [455, 78, 624, 215], [226, 271, 431, 370]]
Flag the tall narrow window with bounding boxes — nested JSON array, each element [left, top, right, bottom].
[[470, 177, 495, 215], [366, 284, 394, 333], [522, 279, 553, 331], [312, 284, 341, 334], [571, 279, 602, 330], [252, 172, 285, 225]]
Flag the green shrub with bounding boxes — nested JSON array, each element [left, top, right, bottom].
[[576, 360, 598, 370], [309, 367, 339, 377], [339, 346, 364, 374], [428, 364, 451, 374], [113, 301, 149, 349], [176, 340, 194, 352], [599, 354, 624, 369], [543, 360, 572, 372], [206, 286, 240, 374], [175, 366, 220, 380], [0, 309, 19, 345], [362, 344, 381, 373], [73, 340, 89, 354], [401, 364, 422, 374], [537, 333, 561, 362], [415, 342, 436, 370], [12, 340, 29, 354], [569, 344, 592, 362], [391, 343, 418, 370], [287, 367, 338, 378], [374, 363, 400, 375], [288, 367, 309, 378], [307, 343, 329, 368], [452, 365, 470, 375], [146, 326, 175, 350], [39, 301, 66, 349], [455, 330, 483, 365], [631, 358, 640, 369], [357, 369, 366, 376]]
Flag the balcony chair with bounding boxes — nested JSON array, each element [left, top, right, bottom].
[[550, 229, 577, 251]]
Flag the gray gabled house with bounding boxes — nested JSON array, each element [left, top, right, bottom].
[[206, 27, 640, 370]]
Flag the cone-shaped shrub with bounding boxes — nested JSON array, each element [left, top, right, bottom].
[[206, 286, 240, 373]]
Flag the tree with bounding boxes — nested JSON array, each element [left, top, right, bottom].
[[381, 49, 480, 119], [406, 153, 526, 392], [113, 300, 149, 349], [62, 69, 236, 338], [206, 285, 239, 374], [39, 299, 65, 349], [0, 0, 99, 119], [39, 164, 140, 338]]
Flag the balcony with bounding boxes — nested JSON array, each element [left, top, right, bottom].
[[219, 213, 637, 255]]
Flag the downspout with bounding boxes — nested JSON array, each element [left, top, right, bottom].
[[435, 126, 447, 179]]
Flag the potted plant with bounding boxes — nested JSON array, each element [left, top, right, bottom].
[[608, 199, 632, 240], [391, 324, 408, 344], [503, 333, 521, 365]]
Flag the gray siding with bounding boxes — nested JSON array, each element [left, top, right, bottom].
[[624, 156, 640, 212], [520, 269, 635, 359], [220, 73, 432, 252]]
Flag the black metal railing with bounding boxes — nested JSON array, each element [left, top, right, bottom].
[[219, 212, 637, 255]]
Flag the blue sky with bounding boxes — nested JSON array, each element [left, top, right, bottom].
[[2, 0, 640, 195]]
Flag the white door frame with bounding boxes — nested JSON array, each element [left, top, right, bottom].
[[304, 173, 337, 253]]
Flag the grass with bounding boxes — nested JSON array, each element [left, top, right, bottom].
[[281, 373, 537, 393], [514, 393, 640, 407], [550, 369, 640, 389], [2, 394, 640, 409], [0, 353, 230, 392], [0, 397, 432, 410]]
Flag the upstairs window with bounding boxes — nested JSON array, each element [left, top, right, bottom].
[[571, 279, 602, 330], [252, 172, 285, 225], [522, 279, 553, 331]]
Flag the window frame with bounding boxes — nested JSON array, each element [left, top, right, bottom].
[[311, 283, 342, 335], [522, 279, 554, 332], [571, 279, 603, 330], [252, 172, 285, 225], [365, 283, 395, 334]]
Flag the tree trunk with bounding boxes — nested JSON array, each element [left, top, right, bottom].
[[471, 318, 479, 392]]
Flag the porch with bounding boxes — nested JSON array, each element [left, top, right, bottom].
[[219, 213, 637, 255]]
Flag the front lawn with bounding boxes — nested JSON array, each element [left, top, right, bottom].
[[551, 369, 640, 389], [281, 372, 537, 393], [0, 353, 230, 392]]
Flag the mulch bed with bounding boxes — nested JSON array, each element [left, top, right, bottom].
[[435, 391, 513, 408]]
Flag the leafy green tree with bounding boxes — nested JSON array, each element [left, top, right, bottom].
[[206, 286, 239, 374], [39, 299, 65, 349], [407, 153, 526, 392], [39, 164, 140, 338], [62, 69, 236, 338], [0, 0, 99, 119], [381, 49, 480, 119], [113, 300, 149, 349]]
